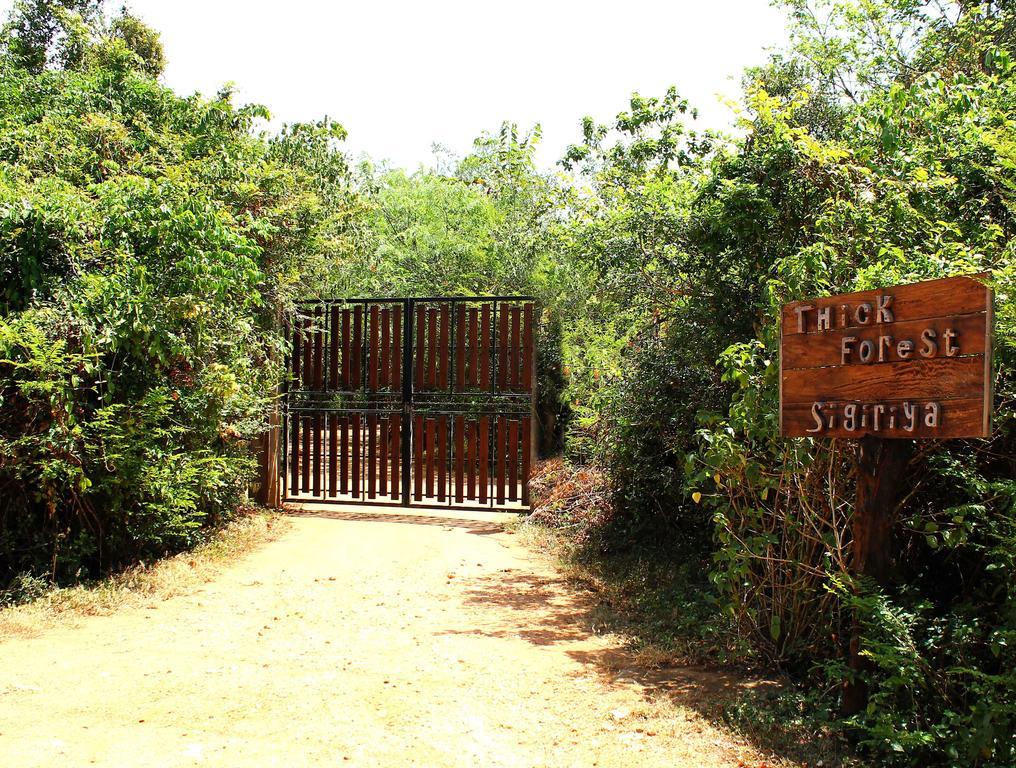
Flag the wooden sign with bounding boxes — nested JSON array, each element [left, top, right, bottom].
[[780, 275, 993, 439]]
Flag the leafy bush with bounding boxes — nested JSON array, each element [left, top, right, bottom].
[[0, 3, 356, 588]]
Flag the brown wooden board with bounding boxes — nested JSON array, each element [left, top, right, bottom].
[[522, 303, 534, 393], [780, 275, 993, 439]]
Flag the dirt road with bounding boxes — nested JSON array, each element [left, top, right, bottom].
[[0, 506, 782, 767]]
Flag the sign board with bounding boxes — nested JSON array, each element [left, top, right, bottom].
[[780, 275, 993, 439]]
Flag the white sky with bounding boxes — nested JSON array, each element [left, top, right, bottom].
[[2, 1, 789, 170]]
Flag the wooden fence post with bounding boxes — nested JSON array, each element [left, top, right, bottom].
[[841, 435, 912, 714]]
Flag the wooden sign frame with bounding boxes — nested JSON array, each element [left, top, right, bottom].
[[780, 274, 994, 440]]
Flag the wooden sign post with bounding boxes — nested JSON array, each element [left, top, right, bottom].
[[780, 274, 994, 713]]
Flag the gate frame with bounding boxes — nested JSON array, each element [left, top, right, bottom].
[[279, 295, 537, 510]]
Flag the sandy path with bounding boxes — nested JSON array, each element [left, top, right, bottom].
[[0, 506, 778, 768]]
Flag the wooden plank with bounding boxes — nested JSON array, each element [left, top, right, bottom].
[[781, 397, 986, 439], [329, 306, 339, 389], [302, 317, 312, 390], [341, 308, 351, 389], [497, 304, 510, 390], [328, 413, 338, 497], [301, 415, 311, 492], [351, 306, 362, 390], [782, 274, 989, 336], [454, 415, 465, 503], [509, 305, 521, 390], [291, 320, 301, 386], [782, 355, 985, 404], [480, 304, 491, 389], [508, 419, 519, 502], [369, 305, 380, 391], [522, 303, 534, 392], [437, 416, 447, 502], [438, 304, 450, 390], [455, 304, 466, 391], [413, 415, 424, 500], [379, 416, 388, 497], [477, 416, 489, 507], [521, 416, 531, 506], [468, 307, 479, 388], [427, 308, 438, 390], [290, 412, 300, 494], [425, 417, 436, 498], [314, 307, 323, 390], [367, 414, 377, 499], [351, 414, 361, 497], [782, 313, 987, 371], [495, 416, 507, 504], [466, 419, 477, 500], [390, 414, 400, 501], [312, 414, 322, 497], [415, 304, 426, 390], [478, 416, 489, 504], [340, 416, 349, 494], [392, 305, 402, 392], [380, 307, 391, 389]]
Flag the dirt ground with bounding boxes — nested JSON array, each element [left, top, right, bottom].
[[0, 505, 790, 768]]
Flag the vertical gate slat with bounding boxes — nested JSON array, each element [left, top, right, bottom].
[[392, 305, 402, 390], [379, 417, 388, 497], [367, 414, 377, 499], [380, 308, 391, 389], [425, 417, 436, 498], [497, 305, 509, 390], [313, 414, 323, 497], [438, 304, 450, 390], [468, 308, 479, 387], [413, 415, 424, 500], [341, 309, 351, 389], [390, 414, 400, 501], [302, 317, 313, 390], [351, 306, 362, 390], [290, 413, 300, 494], [301, 415, 311, 493], [329, 306, 339, 389], [328, 413, 338, 497], [455, 304, 466, 391], [454, 415, 464, 503], [509, 305, 521, 390], [479, 416, 489, 504], [340, 416, 349, 494], [292, 320, 302, 386], [426, 308, 438, 390], [314, 307, 323, 390], [466, 419, 476, 500], [314, 310, 324, 498], [414, 305, 426, 391], [437, 416, 447, 502], [351, 414, 361, 498], [495, 416, 507, 504], [480, 304, 491, 389], [369, 306, 380, 391], [522, 303, 534, 392], [521, 416, 532, 506], [508, 419, 519, 502]]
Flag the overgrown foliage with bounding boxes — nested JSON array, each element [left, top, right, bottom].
[[0, 2, 357, 587], [546, 1, 1015, 765]]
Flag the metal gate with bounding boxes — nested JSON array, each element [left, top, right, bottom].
[[282, 297, 536, 509]]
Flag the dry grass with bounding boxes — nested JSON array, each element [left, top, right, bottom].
[[0, 511, 289, 642]]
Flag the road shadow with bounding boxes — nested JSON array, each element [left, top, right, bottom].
[[444, 566, 822, 766], [284, 504, 506, 536]]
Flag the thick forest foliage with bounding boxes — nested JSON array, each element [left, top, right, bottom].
[[1, 1, 1013, 766]]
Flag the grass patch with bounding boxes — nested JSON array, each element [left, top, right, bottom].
[[0, 510, 288, 641]]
